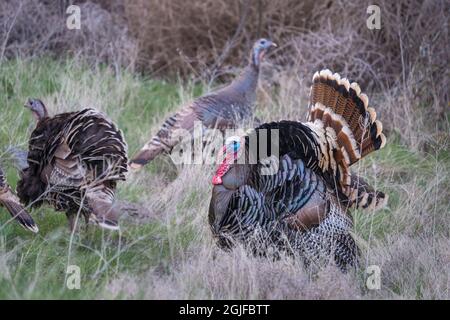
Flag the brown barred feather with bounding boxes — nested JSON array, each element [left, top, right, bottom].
[[17, 103, 128, 231], [0, 165, 39, 233], [309, 70, 386, 163], [346, 173, 388, 210], [308, 69, 387, 210]]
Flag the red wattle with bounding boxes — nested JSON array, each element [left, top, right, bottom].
[[212, 175, 222, 185], [212, 162, 230, 185]]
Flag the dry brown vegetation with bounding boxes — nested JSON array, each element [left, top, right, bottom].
[[0, 0, 136, 68], [1, 0, 448, 147]]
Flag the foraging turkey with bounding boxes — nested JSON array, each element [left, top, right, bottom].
[[17, 99, 128, 231], [129, 38, 277, 170], [209, 70, 387, 270], [0, 165, 38, 233]]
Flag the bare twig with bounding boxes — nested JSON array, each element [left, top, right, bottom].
[[206, 0, 251, 84], [0, 1, 22, 66]]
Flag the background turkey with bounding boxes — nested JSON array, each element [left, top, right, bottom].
[[0, 164, 38, 233], [17, 99, 128, 231], [129, 38, 277, 170], [209, 69, 387, 270]]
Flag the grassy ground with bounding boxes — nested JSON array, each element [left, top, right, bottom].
[[0, 59, 448, 299]]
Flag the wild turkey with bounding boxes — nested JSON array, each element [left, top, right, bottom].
[[0, 165, 38, 233], [17, 99, 128, 231], [209, 69, 387, 270], [129, 38, 277, 170]]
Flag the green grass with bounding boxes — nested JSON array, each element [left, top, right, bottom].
[[0, 58, 186, 299], [0, 58, 448, 299]]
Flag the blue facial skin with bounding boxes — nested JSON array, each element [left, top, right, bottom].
[[222, 138, 241, 158], [252, 38, 276, 67], [231, 141, 240, 153]]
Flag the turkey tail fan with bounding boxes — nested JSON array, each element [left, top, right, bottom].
[[307, 69, 387, 208], [308, 69, 386, 163]]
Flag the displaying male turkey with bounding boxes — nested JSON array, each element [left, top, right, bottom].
[[0, 165, 38, 233], [209, 69, 387, 270], [17, 99, 128, 231], [129, 38, 277, 170]]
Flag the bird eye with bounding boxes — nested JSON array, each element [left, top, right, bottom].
[[260, 40, 266, 45]]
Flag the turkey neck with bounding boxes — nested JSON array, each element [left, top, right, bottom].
[[226, 64, 260, 104]]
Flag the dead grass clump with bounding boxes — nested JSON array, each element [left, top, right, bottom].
[[105, 244, 361, 300], [123, 0, 317, 79], [366, 236, 450, 299], [123, 0, 448, 96], [0, 0, 137, 69]]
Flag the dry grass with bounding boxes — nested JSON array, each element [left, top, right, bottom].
[[0, 0, 137, 69], [114, 68, 447, 300], [103, 139, 449, 299], [106, 244, 361, 300], [0, 56, 448, 300]]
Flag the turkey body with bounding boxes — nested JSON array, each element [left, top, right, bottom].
[[129, 38, 276, 169], [17, 108, 128, 230], [209, 125, 359, 269], [209, 70, 387, 270]]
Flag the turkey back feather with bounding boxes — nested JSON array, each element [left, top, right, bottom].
[[17, 108, 128, 230]]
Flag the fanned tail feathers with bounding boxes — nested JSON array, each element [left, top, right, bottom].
[[307, 69, 387, 209]]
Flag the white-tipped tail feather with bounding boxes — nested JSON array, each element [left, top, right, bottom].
[[307, 69, 388, 210]]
